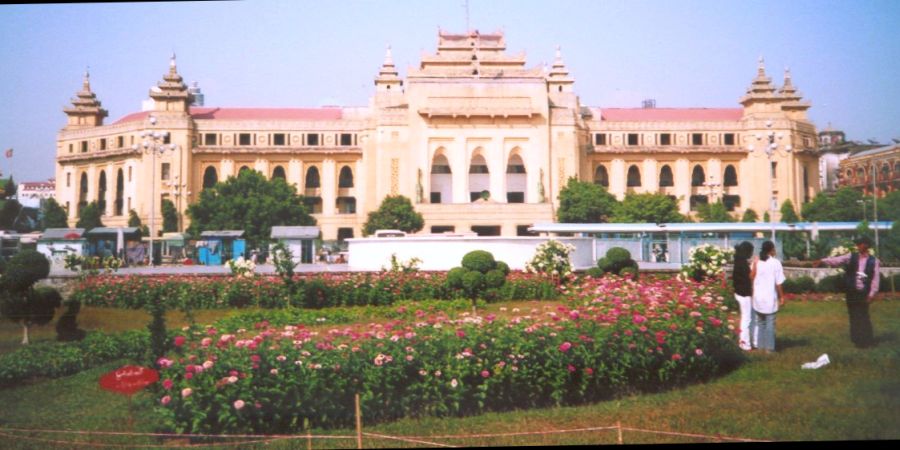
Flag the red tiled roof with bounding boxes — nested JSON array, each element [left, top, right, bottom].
[[597, 108, 743, 122], [111, 107, 343, 125], [20, 181, 55, 189]]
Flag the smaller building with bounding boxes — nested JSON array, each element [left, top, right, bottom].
[[836, 143, 900, 197], [196, 230, 246, 265], [270, 226, 319, 264], [85, 227, 141, 261], [36, 228, 86, 268], [17, 179, 56, 209]]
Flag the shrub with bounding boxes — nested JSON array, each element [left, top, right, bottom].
[[783, 276, 816, 294], [525, 240, 575, 278], [446, 267, 467, 290], [680, 244, 733, 282], [56, 299, 87, 342], [585, 267, 605, 278], [461, 270, 485, 299], [619, 265, 639, 279], [816, 274, 846, 293], [484, 269, 506, 289], [596, 257, 611, 272], [461, 250, 497, 274], [605, 247, 631, 264], [496, 261, 510, 277]]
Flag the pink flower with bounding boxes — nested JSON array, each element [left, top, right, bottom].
[[162, 379, 173, 390], [173, 336, 186, 347], [567, 364, 576, 373], [250, 355, 261, 363], [481, 370, 490, 378], [156, 357, 173, 368], [234, 399, 245, 410], [558, 341, 572, 352], [181, 388, 192, 398], [632, 314, 646, 324], [200, 338, 212, 347], [160, 395, 171, 405], [671, 354, 682, 361], [695, 348, 704, 356], [185, 372, 193, 380], [450, 378, 458, 388], [584, 368, 594, 376]]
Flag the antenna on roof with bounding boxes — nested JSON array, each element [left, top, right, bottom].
[[642, 99, 656, 109]]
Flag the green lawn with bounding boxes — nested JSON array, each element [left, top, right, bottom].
[[0, 298, 897, 447]]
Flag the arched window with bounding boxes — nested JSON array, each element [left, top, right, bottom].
[[97, 171, 107, 213], [594, 165, 609, 187], [338, 166, 354, 188], [272, 166, 286, 180], [659, 165, 674, 187], [305, 166, 321, 188], [724, 165, 738, 186], [627, 165, 641, 187], [691, 165, 706, 187], [115, 169, 124, 216], [202, 166, 218, 189], [78, 173, 88, 213], [468, 153, 490, 202], [430, 152, 452, 203], [238, 166, 251, 175], [506, 153, 526, 203]]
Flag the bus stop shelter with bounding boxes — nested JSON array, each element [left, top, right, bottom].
[[197, 230, 246, 265]]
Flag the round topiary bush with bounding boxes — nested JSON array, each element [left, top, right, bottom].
[[605, 247, 632, 264], [29, 287, 63, 327], [1, 250, 50, 292], [596, 257, 611, 272], [585, 267, 605, 278], [495, 261, 510, 277], [619, 265, 639, 279], [461, 250, 496, 274], [484, 269, 506, 289], [461, 270, 485, 299], [446, 267, 469, 289]]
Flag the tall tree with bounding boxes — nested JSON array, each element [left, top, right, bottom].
[[128, 209, 149, 237], [556, 177, 618, 223], [802, 187, 863, 222], [741, 208, 759, 223], [0, 176, 16, 199], [187, 170, 315, 247], [75, 201, 104, 231], [613, 193, 685, 224], [0, 199, 21, 229], [161, 199, 179, 233], [362, 195, 424, 236], [40, 198, 69, 229], [780, 199, 805, 260], [696, 201, 735, 223]]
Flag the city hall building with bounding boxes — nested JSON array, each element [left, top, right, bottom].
[[56, 30, 821, 240]]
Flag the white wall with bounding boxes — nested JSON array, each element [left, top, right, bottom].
[[348, 236, 594, 271], [37, 241, 85, 269]]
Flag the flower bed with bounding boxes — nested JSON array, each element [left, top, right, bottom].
[[70, 272, 558, 310], [151, 275, 740, 434]]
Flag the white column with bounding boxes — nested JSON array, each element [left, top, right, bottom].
[[643, 159, 657, 193], [104, 163, 115, 216], [288, 159, 303, 189], [355, 159, 366, 217], [452, 141, 468, 203], [610, 159, 626, 200], [675, 158, 691, 213], [255, 159, 270, 178], [490, 142, 506, 202], [221, 159, 235, 179], [322, 159, 336, 215]]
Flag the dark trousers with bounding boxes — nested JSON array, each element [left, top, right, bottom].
[[846, 291, 875, 348]]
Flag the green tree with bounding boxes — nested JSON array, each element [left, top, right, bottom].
[[741, 208, 759, 223], [613, 193, 685, 223], [128, 209, 149, 237], [40, 198, 69, 229], [763, 211, 771, 222], [0, 199, 22, 229], [875, 190, 900, 222], [780, 199, 806, 260], [0, 176, 16, 199], [362, 195, 424, 236], [161, 199, 179, 233], [696, 201, 735, 223], [556, 177, 619, 223], [0, 250, 57, 345], [75, 201, 104, 231], [187, 170, 315, 248], [882, 221, 900, 262], [802, 187, 864, 222]]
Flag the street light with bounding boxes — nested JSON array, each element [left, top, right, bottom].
[[871, 161, 880, 256], [131, 115, 176, 266], [753, 120, 792, 240]]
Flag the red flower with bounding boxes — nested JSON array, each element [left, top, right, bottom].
[[558, 341, 572, 352], [173, 336, 186, 347]]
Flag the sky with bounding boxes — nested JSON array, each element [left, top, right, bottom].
[[1, 0, 898, 183]]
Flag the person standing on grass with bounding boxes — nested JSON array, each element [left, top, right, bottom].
[[814, 236, 879, 348], [751, 240, 785, 353], [733, 241, 755, 351]]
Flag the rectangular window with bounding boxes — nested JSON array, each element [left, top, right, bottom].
[[430, 192, 442, 203], [659, 133, 672, 146], [723, 195, 741, 211], [594, 133, 607, 146], [117, 136, 124, 148], [239, 133, 252, 146], [471, 226, 501, 237], [340, 133, 353, 146], [99, 138, 107, 150], [771, 162, 777, 179], [204, 133, 217, 146], [67, 173, 71, 187], [68, 143, 73, 154], [803, 137, 812, 148], [431, 225, 455, 234], [306, 134, 319, 146], [128, 166, 132, 182], [163, 133, 171, 145], [507, 192, 525, 203], [723, 133, 736, 146], [517, 225, 537, 236], [81, 141, 88, 153], [627, 133, 639, 146], [273, 133, 286, 146], [161, 163, 170, 181], [691, 133, 703, 145]]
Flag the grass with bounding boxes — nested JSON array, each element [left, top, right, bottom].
[[0, 297, 897, 447]]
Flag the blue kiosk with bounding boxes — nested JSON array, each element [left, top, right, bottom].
[[197, 230, 246, 265]]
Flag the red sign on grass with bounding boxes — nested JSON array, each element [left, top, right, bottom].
[[99, 365, 159, 395]]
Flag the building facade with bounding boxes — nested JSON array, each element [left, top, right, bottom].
[[56, 30, 821, 240], [836, 143, 900, 197], [17, 179, 56, 209]]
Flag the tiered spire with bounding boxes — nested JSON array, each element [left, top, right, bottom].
[[547, 45, 574, 93], [739, 56, 779, 107], [374, 45, 403, 91], [149, 53, 192, 105], [778, 67, 810, 112], [63, 67, 108, 127]]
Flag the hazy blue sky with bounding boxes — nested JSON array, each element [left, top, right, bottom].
[[1, 0, 898, 182]]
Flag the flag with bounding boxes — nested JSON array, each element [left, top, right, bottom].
[[4, 148, 11, 158]]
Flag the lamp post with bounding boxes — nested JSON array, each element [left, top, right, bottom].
[[872, 161, 880, 255], [753, 120, 792, 240], [132, 115, 176, 266]]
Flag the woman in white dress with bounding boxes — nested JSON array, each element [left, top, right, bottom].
[[751, 240, 786, 353]]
